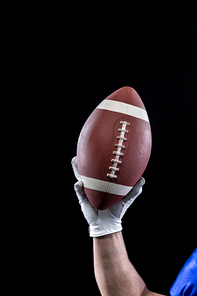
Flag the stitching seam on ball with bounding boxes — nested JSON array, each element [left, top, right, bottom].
[[107, 121, 130, 179]]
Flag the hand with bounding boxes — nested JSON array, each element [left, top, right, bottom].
[[72, 156, 145, 237]]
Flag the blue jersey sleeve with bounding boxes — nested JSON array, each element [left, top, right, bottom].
[[170, 249, 197, 296]]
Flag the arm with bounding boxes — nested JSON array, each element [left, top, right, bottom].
[[94, 232, 147, 296], [72, 157, 165, 296]]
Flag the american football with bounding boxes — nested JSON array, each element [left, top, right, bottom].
[[77, 86, 152, 210]]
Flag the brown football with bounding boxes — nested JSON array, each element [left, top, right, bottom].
[[77, 87, 152, 210]]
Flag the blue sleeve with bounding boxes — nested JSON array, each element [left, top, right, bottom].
[[170, 249, 197, 296]]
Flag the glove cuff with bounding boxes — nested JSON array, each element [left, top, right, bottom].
[[89, 223, 122, 237]]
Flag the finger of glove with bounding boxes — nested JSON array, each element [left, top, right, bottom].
[[109, 191, 140, 219], [74, 181, 87, 204], [74, 181, 98, 225], [109, 177, 145, 218], [71, 156, 80, 181], [122, 177, 145, 204]]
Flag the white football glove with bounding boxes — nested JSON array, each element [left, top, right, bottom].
[[72, 156, 145, 237]]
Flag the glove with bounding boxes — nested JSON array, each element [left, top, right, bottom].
[[72, 156, 145, 237]]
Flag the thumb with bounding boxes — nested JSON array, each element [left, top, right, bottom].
[[108, 178, 145, 219], [122, 177, 145, 204], [117, 177, 145, 220]]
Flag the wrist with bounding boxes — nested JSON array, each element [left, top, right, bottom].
[[89, 222, 122, 237], [93, 231, 122, 240]]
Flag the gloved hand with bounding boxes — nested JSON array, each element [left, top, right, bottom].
[[72, 156, 145, 237]]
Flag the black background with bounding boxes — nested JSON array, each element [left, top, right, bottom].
[[13, 1, 196, 295], [67, 2, 196, 295], [68, 1, 197, 295]]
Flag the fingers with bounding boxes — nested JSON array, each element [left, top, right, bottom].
[[74, 181, 98, 224], [74, 181, 87, 204], [71, 156, 77, 164], [71, 156, 80, 180]]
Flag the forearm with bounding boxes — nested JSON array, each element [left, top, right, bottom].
[[93, 231, 147, 296], [73, 163, 165, 296]]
